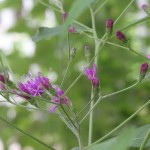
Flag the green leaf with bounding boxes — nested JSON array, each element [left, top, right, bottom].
[[132, 124, 150, 148], [61, 0, 95, 36], [32, 26, 62, 42], [89, 127, 135, 150]]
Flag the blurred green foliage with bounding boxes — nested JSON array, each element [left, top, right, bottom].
[[0, 0, 150, 149]]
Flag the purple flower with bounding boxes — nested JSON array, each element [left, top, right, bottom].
[[85, 64, 100, 87], [116, 31, 127, 43], [50, 86, 70, 113], [139, 63, 148, 82], [35, 76, 51, 90], [15, 75, 51, 99]]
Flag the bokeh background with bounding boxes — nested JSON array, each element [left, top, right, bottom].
[[0, 0, 150, 149]]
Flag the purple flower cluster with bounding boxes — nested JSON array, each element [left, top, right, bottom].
[[85, 64, 100, 87], [15, 75, 51, 99], [14, 73, 70, 113]]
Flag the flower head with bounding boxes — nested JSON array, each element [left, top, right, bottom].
[[50, 86, 71, 113], [85, 64, 100, 87], [116, 31, 127, 43], [139, 63, 148, 82], [15, 75, 51, 99], [35, 76, 51, 90]]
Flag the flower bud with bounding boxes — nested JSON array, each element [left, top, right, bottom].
[[116, 31, 127, 43], [139, 63, 148, 82], [106, 19, 114, 36], [69, 26, 76, 33], [141, 4, 149, 15], [62, 12, 68, 22], [85, 45, 91, 62], [70, 47, 77, 60]]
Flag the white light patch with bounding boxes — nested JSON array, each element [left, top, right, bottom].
[[47, 71, 58, 82], [8, 143, 21, 150], [0, 0, 5, 3], [7, 108, 16, 120], [22, 0, 34, 12], [43, 9, 57, 27], [0, 33, 14, 55], [0, 8, 16, 31], [29, 64, 42, 75], [17, 37, 36, 57], [0, 139, 4, 150], [23, 146, 34, 150]]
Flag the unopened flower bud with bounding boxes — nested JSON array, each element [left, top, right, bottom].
[[141, 4, 149, 15], [139, 63, 148, 82], [106, 19, 114, 36], [62, 12, 68, 22], [116, 31, 128, 43], [70, 47, 77, 60], [69, 26, 76, 33], [85, 45, 91, 62]]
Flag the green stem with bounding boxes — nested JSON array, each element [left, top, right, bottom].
[[114, 0, 135, 25], [0, 116, 55, 150], [60, 61, 71, 88], [60, 104, 79, 132], [80, 82, 138, 124], [139, 129, 150, 150], [94, 0, 110, 15], [86, 99, 150, 149]]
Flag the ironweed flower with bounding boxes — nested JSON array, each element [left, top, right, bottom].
[[50, 86, 70, 113], [85, 64, 100, 87], [15, 75, 51, 99], [139, 63, 148, 82], [116, 31, 127, 43], [106, 19, 114, 36]]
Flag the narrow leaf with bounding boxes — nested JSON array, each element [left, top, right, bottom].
[[132, 124, 150, 148], [32, 26, 62, 42]]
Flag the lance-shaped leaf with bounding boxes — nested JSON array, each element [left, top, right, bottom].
[[32, 26, 62, 42]]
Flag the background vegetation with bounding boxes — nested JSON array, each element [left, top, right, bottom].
[[0, 0, 150, 149]]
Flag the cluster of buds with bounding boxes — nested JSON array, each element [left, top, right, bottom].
[[141, 4, 150, 15]]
